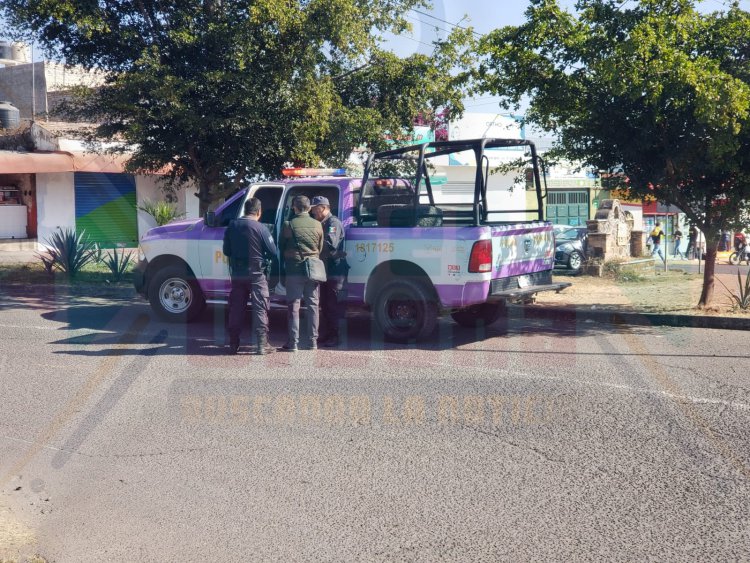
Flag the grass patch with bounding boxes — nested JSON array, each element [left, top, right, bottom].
[[0, 260, 134, 286], [614, 269, 646, 283]]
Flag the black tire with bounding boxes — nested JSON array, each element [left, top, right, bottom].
[[450, 302, 505, 329], [568, 250, 584, 272], [729, 252, 740, 265], [373, 278, 438, 342], [148, 264, 206, 322]]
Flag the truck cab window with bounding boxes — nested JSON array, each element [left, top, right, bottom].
[[214, 193, 245, 227]]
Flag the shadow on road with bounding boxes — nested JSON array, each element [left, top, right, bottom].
[[2, 284, 744, 358], [25, 300, 714, 358]]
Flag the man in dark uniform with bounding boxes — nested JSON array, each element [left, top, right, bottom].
[[223, 197, 277, 355], [310, 195, 348, 347]]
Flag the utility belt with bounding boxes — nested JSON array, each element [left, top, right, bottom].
[[230, 258, 273, 277]]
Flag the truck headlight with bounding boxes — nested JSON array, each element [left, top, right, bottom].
[[138, 245, 146, 262]]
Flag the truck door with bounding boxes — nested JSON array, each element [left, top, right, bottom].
[[198, 192, 245, 300], [250, 185, 284, 289], [274, 184, 342, 293], [197, 184, 284, 300]]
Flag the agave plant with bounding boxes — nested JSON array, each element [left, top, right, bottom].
[[102, 247, 134, 282], [38, 227, 98, 276], [36, 251, 56, 276], [717, 268, 750, 311], [138, 199, 185, 226]]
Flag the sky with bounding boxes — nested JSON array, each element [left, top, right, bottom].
[[384, 0, 750, 113]]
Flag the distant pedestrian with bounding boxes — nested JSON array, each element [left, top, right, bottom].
[[686, 225, 698, 259], [280, 195, 324, 351], [719, 230, 731, 252], [672, 228, 684, 259], [223, 197, 277, 355], [310, 195, 349, 347], [650, 222, 665, 263]]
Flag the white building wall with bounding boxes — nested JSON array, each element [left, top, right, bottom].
[[134, 176, 199, 239], [36, 172, 197, 249], [135, 175, 163, 235], [36, 172, 75, 249], [432, 165, 528, 222], [184, 184, 199, 219]]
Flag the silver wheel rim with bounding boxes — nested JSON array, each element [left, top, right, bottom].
[[159, 277, 192, 314], [569, 252, 582, 270]]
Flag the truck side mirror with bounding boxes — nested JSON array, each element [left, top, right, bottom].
[[205, 211, 217, 228]]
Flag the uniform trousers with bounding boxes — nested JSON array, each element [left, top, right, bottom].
[[285, 274, 319, 346], [228, 273, 270, 339], [320, 275, 346, 339]]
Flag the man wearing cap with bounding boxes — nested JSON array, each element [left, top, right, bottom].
[[311, 195, 348, 347]]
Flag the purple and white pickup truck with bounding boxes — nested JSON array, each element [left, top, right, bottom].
[[134, 138, 569, 341]]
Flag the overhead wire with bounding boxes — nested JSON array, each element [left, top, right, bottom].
[[410, 8, 485, 38]]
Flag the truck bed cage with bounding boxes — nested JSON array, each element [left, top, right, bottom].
[[362, 138, 546, 227]]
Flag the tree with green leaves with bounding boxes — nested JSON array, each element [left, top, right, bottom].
[[472, 0, 750, 307], [2, 0, 469, 215]]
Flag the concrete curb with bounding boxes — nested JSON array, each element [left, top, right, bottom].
[[0, 281, 136, 300], [512, 304, 750, 331]]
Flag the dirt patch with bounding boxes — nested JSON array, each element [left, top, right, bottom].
[[0, 507, 37, 561], [537, 269, 750, 318]]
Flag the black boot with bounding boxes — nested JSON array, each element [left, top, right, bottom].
[[321, 333, 339, 347], [256, 331, 273, 355], [228, 335, 240, 355]]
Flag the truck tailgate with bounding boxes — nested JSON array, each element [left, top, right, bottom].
[[490, 222, 555, 279], [485, 222, 573, 298]]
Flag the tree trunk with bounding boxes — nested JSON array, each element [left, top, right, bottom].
[[197, 178, 213, 217], [698, 240, 718, 308]]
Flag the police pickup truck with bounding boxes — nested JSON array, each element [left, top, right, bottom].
[[134, 138, 569, 342]]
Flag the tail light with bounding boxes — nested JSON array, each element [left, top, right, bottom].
[[468, 239, 493, 273]]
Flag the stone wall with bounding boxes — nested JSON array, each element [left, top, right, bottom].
[[585, 199, 634, 261]]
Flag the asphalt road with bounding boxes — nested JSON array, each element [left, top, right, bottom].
[[1, 289, 749, 562]]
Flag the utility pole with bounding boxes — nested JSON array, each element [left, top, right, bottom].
[[30, 41, 35, 122]]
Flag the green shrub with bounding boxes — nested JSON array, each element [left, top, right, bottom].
[[138, 199, 185, 226], [35, 227, 98, 276], [718, 268, 750, 311], [100, 247, 134, 282], [601, 258, 624, 278]]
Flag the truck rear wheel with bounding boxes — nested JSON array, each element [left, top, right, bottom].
[[373, 279, 437, 342], [451, 302, 504, 329], [148, 265, 205, 322]]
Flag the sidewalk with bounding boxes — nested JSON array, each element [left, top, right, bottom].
[[0, 250, 37, 264], [533, 268, 750, 331]]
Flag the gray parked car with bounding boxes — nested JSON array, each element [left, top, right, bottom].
[[553, 225, 588, 273]]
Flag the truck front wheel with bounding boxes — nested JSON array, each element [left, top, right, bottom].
[[450, 303, 504, 329], [148, 265, 205, 322], [373, 279, 437, 342]]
